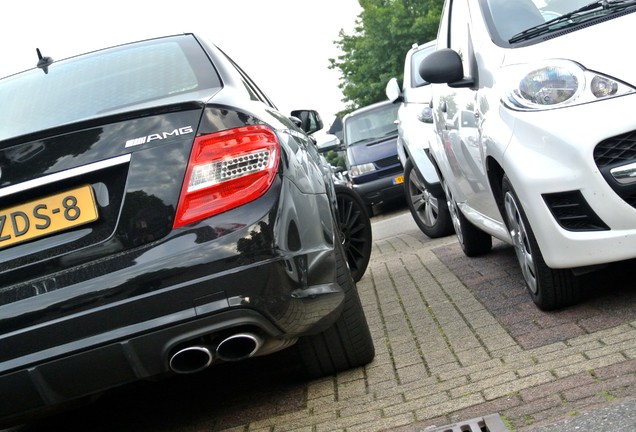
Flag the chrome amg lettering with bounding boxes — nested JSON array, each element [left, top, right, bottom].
[[125, 126, 194, 148], [146, 134, 163, 142]]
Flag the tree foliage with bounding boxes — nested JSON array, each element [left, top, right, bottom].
[[330, 0, 444, 114]]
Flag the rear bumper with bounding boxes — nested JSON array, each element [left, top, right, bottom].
[[0, 255, 345, 424], [0, 308, 335, 425], [0, 178, 344, 425], [0, 263, 344, 424]]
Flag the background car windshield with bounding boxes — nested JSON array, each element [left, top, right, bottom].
[[486, 0, 598, 41], [0, 35, 221, 141], [345, 104, 399, 146]]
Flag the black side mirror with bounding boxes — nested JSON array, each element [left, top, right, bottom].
[[290, 110, 324, 135], [419, 49, 474, 88]]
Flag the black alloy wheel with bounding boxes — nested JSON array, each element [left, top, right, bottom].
[[404, 158, 453, 238], [334, 184, 372, 282]]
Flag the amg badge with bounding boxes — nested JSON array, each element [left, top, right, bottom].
[[125, 126, 194, 148]]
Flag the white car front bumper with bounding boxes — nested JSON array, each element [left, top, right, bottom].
[[500, 92, 636, 269]]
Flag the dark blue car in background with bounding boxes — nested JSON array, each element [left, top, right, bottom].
[[342, 100, 404, 214]]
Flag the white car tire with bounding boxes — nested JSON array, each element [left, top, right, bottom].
[[502, 175, 580, 310], [443, 179, 492, 257], [404, 158, 453, 238]]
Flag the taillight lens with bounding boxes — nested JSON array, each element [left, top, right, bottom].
[[173, 125, 280, 228]]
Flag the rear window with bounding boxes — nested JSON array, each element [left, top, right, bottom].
[[0, 35, 221, 141]]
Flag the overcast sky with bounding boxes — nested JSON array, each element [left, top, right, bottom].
[[0, 0, 362, 127]]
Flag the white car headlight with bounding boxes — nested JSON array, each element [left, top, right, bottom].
[[350, 163, 376, 177], [502, 60, 635, 111]]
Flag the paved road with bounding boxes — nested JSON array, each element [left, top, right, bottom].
[[12, 203, 636, 431], [368, 204, 417, 241]]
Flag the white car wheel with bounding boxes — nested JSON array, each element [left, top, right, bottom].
[[442, 179, 491, 257], [501, 175, 580, 310], [405, 158, 453, 238], [504, 187, 538, 295]]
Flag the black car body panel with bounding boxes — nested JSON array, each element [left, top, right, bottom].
[[0, 33, 373, 425]]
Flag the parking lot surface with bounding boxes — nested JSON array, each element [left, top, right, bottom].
[[18, 206, 636, 432]]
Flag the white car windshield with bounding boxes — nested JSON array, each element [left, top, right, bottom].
[[486, 0, 636, 43]]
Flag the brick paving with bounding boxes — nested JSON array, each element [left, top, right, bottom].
[[206, 214, 636, 432], [27, 209, 636, 432]]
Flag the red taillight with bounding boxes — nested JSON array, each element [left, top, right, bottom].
[[173, 125, 280, 228]]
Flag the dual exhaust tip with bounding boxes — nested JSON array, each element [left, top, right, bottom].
[[169, 332, 262, 374]]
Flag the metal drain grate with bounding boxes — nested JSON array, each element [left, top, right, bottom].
[[423, 413, 509, 432]]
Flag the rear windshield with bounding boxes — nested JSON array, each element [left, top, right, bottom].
[[0, 35, 221, 141]]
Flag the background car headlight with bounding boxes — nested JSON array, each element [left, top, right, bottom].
[[350, 163, 376, 177], [502, 60, 635, 111]]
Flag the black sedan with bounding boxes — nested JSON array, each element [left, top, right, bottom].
[[0, 33, 374, 426]]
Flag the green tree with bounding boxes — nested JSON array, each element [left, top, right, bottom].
[[330, 0, 444, 114]]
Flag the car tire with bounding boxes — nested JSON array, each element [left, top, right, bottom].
[[296, 243, 375, 378], [335, 184, 372, 282], [404, 158, 453, 238], [443, 179, 492, 257], [502, 175, 580, 310]]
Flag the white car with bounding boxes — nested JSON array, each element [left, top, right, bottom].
[[386, 41, 454, 238], [421, 0, 636, 310]]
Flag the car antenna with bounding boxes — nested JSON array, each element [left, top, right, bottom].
[[36, 48, 53, 74]]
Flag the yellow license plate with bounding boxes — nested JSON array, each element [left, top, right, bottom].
[[393, 175, 404, 185], [0, 185, 98, 250]]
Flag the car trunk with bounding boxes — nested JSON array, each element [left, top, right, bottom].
[[0, 105, 204, 323]]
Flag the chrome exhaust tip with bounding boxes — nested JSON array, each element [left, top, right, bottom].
[[169, 345, 213, 374], [216, 333, 263, 362]]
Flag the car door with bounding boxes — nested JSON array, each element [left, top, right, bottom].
[[433, 0, 492, 216]]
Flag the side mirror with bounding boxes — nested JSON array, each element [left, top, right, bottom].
[[290, 110, 324, 135], [385, 77, 403, 103], [419, 49, 474, 88]]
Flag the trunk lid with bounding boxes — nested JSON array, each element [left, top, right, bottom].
[[0, 105, 204, 306]]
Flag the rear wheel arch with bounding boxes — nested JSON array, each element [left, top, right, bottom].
[[296, 243, 375, 377]]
